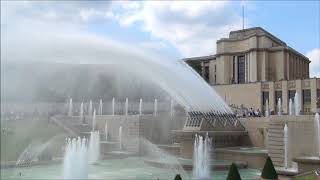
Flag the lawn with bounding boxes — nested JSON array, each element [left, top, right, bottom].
[[294, 172, 318, 180]]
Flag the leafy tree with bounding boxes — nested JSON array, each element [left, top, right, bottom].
[[261, 156, 278, 179], [174, 174, 182, 180], [186, 60, 202, 75], [226, 163, 241, 180]]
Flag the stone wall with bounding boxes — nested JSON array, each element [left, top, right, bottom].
[[240, 117, 269, 148], [267, 115, 316, 168], [93, 113, 186, 153]]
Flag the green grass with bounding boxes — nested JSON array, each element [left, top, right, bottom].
[[1, 118, 66, 162], [294, 172, 318, 180]]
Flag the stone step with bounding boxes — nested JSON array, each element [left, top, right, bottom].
[[269, 134, 284, 138], [268, 129, 283, 133], [268, 153, 284, 158], [268, 141, 284, 146], [268, 149, 284, 154], [269, 157, 284, 162], [268, 145, 284, 150], [268, 137, 285, 142]]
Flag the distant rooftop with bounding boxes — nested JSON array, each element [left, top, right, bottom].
[[184, 27, 309, 62], [220, 27, 286, 46]]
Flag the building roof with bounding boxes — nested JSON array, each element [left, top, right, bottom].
[[183, 27, 310, 63], [227, 27, 287, 46], [183, 54, 216, 61]]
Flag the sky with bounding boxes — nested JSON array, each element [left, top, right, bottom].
[[1, 1, 319, 77]]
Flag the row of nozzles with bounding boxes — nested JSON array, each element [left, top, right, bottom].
[[68, 98, 175, 117], [185, 111, 241, 130]]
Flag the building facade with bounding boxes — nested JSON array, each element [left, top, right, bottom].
[[185, 27, 320, 114]]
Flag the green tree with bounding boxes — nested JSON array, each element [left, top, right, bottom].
[[226, 163, 242, 180], [261, 156, 278, 179], [174, 174, 182, 180]]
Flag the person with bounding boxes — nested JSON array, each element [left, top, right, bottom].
[[257, 109, 261, 117]]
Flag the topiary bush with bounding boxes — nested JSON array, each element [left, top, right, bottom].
[[261, 156, 278, 179], [226, 163, 241, 180], [174, 174, 182, 180]]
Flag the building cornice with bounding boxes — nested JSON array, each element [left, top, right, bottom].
[[183, 55, 216, 61], [215, 47, 310, 63], [227, 27, 287, 46]]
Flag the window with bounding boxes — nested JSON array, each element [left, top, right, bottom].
[[303, 89, 311, 113], [275, 91, 282, 111], [232, 56, 235, 83], [262, 91, 269, 114], [317, 89, 320, 108], [238, 55, 245, 83], [288, 90, 296, 102], [204, 66, 209, 83]]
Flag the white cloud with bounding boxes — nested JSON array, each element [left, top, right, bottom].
[[1, 1, 245, 59], [109, 1, 244, 57], [306, 48, 320, 78]]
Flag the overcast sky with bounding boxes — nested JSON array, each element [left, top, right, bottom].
[[1, 1, 319, 77]]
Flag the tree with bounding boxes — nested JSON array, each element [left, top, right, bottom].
[[261, 156, 278, 179], [226, 163, 241, 180], [174, 174, 182, 180]]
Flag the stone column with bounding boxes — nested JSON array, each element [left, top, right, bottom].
[[296, 80, 303, 113], [269, 82, 275, 113], [310, 79, 317, 113]]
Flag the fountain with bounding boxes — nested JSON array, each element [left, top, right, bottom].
[[68, 98, 73, 117], [89, 131, 100, 164], [63, 137, 88, 179], [112, 97, 115, 116], [88, 100, 93, 117], [92, 109, 96, 131], [154, 99, 158, 117], [125, 98, 128, 116], [265, 99, 269, 117], [277, 98, 282, 115], [139, 98, 143, 115], [289, 98, 293, 115], [119, 126, 123, 151], [80, 102, 84, 122], [170, 99, 174, 118], [284, 123, 288, 169], [99, 99, 103, 115], [105, 121, 108, 141], [193, 133, 211, 179], [314, 113, 320, 157], [294, 92, 300, 116]]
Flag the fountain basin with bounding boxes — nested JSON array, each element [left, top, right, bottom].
[[0, 157, 261, 180], [293, 156, 320, 173], [144, 158, 247, 171]]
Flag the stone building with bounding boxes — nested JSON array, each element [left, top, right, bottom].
[[185, 27, 320, 114]]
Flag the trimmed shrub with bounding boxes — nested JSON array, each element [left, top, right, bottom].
[[174, 174, 182, 180], [226, 163, 242, 180], [261, 156, 278, 179]]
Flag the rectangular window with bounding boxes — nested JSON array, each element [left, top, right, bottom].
[[232, 56, 235, 83], [262, 91, 269, 115], [317, 89, 320, 108], [275, 91, 282, 111], [204, 66, 209, 83], [303, 89, 311, 113], [238, 55, 245, 83], [288, 90, 296, 102]]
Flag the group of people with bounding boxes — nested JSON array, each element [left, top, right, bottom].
[[247, 108, 262, 117], [235, 107, 262, 118]]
